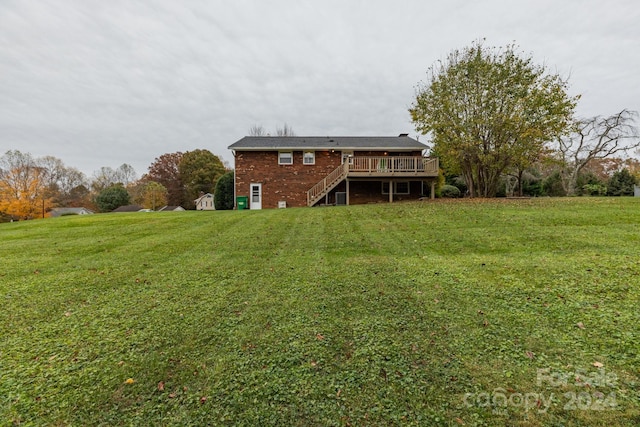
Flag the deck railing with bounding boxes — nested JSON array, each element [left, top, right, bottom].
[[307, 163, 348, 206], [348, 156, 438, 174]]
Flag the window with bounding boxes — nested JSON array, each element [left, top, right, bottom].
[[303, 151, 315, 165], [382, 181, 410, 195], [278, 151, 293, 165], [395, 182, 410, 194]]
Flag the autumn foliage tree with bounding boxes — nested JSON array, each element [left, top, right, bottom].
[[146, 152, 185, 207], [129, 179, 168, 210], [410, 41, 577, 197], [0, 150, 53, 219]]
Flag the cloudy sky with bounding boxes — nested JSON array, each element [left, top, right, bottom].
[[1, 0, 639, 177]]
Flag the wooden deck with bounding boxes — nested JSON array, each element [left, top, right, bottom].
[[347, 156, 438, 177], [307, 157, 438, 206]]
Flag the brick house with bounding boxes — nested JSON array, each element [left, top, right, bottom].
[[228, 135, 439, 209]]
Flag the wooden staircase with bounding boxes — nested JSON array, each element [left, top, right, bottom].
[[307, 163, 348, 206]]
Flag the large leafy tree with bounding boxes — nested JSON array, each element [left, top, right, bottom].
[[179, 149, 225, 208], [95, 184, 130, 212], [410, 41, 578, 197], [146, 152, 185, 207]]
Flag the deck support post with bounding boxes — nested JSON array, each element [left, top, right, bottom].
[[346, 179, 350, 205], [389, 180, 393, 203], [430, 181, 435, 200]]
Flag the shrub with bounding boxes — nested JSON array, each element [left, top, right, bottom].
[[607, 168, 636, 196], [440, 184, 461, 198], [214, 172, 234, 210], [582, 183, 607, 196], [542, 171, 566, 196]]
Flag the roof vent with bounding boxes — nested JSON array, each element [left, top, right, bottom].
[[399, 133, 409, 137]]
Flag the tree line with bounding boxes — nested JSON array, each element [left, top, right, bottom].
[[0, 149, 232, 221], [410, 40, 640, 198]]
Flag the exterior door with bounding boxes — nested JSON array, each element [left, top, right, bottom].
[[341, 150, 354, 164], [250, 183, 262, 210]]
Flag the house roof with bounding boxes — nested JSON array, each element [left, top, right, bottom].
[[228, 135, 427, 151], [112, 204, 144, 212], [158, 205, 186, 211], [50, 207, 94, 217], [194, 193, 213, 203]]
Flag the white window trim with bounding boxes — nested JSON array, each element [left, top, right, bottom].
[[382, 181, 410, 195], [278, 151, 293, 165], [303, 151, 315, 165]]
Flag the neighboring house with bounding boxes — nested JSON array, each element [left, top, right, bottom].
[[634, 185, 640, 197], [50, 207, 94, 217], [112, 205, 144, 213], [227, 134, 439, 209], [194, 193, 215, 210], [158, 205, 186, 212]]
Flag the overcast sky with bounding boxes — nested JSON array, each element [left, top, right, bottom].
[[1, 0, 639, 177]]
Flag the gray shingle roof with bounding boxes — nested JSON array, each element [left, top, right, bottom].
[[228, 135, 427, 151]]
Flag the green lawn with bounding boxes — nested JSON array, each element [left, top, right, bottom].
[[1, 198, 639, 426]]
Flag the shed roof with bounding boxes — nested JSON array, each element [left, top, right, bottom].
[[228, 135, 427, 151]]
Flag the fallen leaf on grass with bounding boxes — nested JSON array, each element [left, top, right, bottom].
[[576, 322, 585, 329], [200, 396, 207, 404], [525, 351, 535, 360], [157, 381, 164, 391], [593, 361, 604, 368], [316, 333, 325, 340], [124, 378, 135, 384]]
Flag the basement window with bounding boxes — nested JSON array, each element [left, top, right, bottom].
[[303, 151, 315, 165], [278, 151, 293, 165]]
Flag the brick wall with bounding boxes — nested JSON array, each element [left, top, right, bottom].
[[234, 150, 342, 208], [234, 150, 429, 209]]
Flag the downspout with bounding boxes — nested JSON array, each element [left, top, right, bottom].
[[231, 150, 237, 209]]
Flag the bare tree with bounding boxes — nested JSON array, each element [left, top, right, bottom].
[[248, 123, 296, 137], [275, 123, 296, 137], [248, 124, 267, 136], [91, 167, 119, 193], [557, 109, 640, 195], [115, 163, 137, 187], [38, 155, 88, 203]]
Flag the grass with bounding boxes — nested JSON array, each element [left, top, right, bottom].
[[1, 198, 639, 426]]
